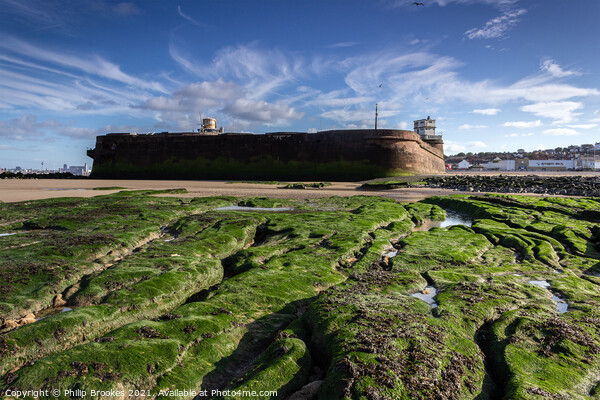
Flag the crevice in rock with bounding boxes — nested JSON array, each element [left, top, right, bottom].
[[474, 319, 509, 400], [197, 299, 314, 398]]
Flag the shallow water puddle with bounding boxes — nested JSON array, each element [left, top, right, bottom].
[[160, 225, 178, 242], [411, 286, 438, 308], [528, 280, 568, 313], [384, 249, 398, 258], [440, 211, 473, 228], [36, 307, 73, 320], [215, 205, 295, 212], [412, 210, 473, 232]]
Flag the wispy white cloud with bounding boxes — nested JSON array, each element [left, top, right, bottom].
[[224, 99, 303, 124], [343, 51, 462, 101], [444, 139, 488, 154], [504, 132, 534, 137], [309, 90, 372, 107], [470, 141, 487, 148], [520, 101, 583, 124], [0, 114, 59, 138], [0, 113, 162, 141], [464, 9, 527, 40], [444, 141, 466, 153], [168, 42, 310, 100], [327, 41, 360, 48], [137, 79, 303, 127], [0, 36, 166, 93], [387, 0, 519, 8], [502, 120, 542, 128], [320, 109, 397, 123], [340, 49, 598, 108], [177, 5, 204, 26], [543, 128, 579, 136], [431, 0, 519, 5], [473, 108, 500, 115], [540, 59, 580, 78], [459, 124, 488, 130], [567, 124, 597, 129], [137, 79, 241, 112]]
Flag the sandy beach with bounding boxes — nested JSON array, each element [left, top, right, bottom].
[[1, 172, 598, 203], [0, 178, 467, 203]]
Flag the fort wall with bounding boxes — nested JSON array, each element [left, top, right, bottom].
[[87, 129, 444, 180]]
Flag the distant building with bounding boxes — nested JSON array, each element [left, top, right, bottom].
[[595, 142, 600, 151], [483, 159, 515, 171], [579, 157, 600, 170], [582, 144, 594, 151], [64, 163, 90, 176], [413, 116, 437, 137], [527, 159, 575, 171], [458, 160, 471, 169]]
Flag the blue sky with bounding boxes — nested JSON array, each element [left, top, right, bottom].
[[1, 0, 599, 169]]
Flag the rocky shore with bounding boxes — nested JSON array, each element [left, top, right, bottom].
[[424, 175, 600, 197], [2, 190, 600, 398], [362, 174, 600, 197]]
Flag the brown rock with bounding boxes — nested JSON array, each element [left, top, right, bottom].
[[53, 294, 67, 307], [2, 320, 18, 330], [19, 313, 36, 325]]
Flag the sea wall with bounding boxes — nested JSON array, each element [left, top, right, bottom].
[[88, 129, 444, 180]]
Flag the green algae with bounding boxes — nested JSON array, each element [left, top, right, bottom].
[[1, 192, 600, 399]]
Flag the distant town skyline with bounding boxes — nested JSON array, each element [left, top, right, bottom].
[[1, 0, 599, 169]]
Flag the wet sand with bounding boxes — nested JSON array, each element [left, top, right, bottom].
[[0, 179, 464, 203], [1, 171, 597, 203]]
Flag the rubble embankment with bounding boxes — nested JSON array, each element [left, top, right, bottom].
[[362, 175, 600, 197], [425, 175, 600, 196]]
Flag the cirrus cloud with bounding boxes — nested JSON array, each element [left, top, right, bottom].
[[502, 120, 542, 128], [520, 101, 583, 123], [473, 108, 500, 115], [542, 128, 579, 136], [464, 9, 527, 40], [541, 59, 580, 78]]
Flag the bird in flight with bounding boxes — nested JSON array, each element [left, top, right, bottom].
[[413, 2, 424, 5], [379, 84, 383, 88]]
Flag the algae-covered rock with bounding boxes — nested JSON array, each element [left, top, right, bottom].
[[1, 192, 600, 399]]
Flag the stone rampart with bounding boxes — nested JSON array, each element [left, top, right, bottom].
[[88, 129, 444, 180]]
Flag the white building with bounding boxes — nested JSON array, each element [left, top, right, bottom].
[[414, 116, 436, 137], [579, 157, 600, 170], [528, 159, 575, 171], [483, 159, 515, 171], [458, 160, 471, 169], [64, 163, 90, 176]]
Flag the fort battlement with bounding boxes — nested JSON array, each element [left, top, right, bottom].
[[87, 129, 444, 180]]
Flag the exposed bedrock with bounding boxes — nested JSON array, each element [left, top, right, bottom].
[[1, 192, 600, 399]]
